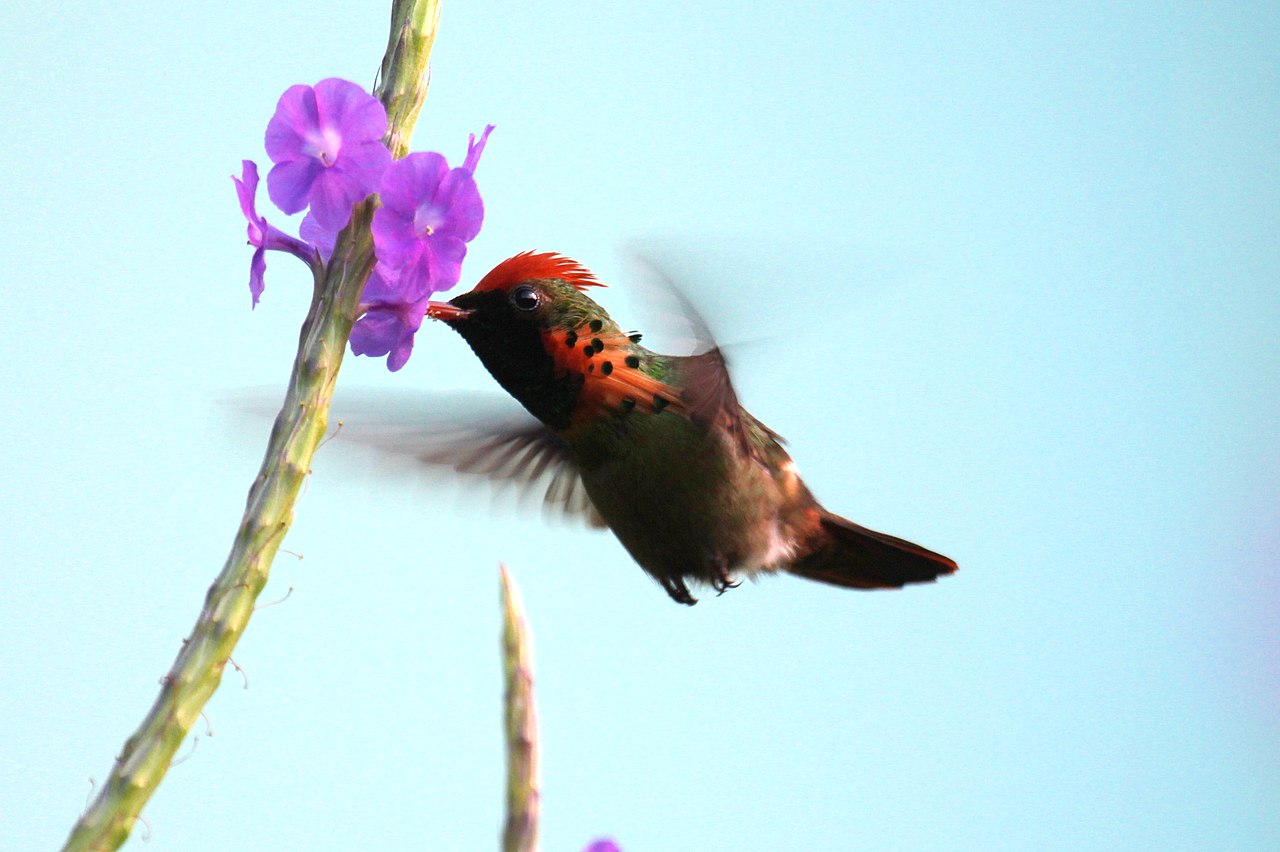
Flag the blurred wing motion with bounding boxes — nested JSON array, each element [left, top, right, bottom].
[[628, 254, 955, 592], [326, 390, 607, 528], [626, 254, 766, 456]]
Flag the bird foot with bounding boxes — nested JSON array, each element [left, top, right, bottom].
[[710, 564, 740, 596], [660, 576, 698, 606], [712, 576, 740, 595]]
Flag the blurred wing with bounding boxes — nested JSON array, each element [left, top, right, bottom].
[[235, 389, 606, 528], [627, 255, 770, 456], [404, 411, 607, 528]]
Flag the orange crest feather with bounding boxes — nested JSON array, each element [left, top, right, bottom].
[[474, 251, 604, 293]]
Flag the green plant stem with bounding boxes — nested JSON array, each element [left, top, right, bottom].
[[501, 565, 540, 852], [378, 0, 440, 159], [62, 3, 439, 849]]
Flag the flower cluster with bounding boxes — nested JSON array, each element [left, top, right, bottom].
[[236, 77, 492, 370]]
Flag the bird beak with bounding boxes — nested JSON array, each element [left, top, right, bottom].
[[425, 302, 473, 322]]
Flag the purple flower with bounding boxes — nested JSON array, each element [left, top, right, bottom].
[[264, 78, 391, 233], [242, 110, 494, 371], [232, 160, 318, 306], [350, 267, 428, 372], [371, 126, 493, 300], [581, 840, 621, 852]]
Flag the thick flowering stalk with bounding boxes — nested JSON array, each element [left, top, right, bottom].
[[501, 565, 540, 852], [61, 3, 439, 849]]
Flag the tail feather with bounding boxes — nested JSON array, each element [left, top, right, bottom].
[[789, 511, 957, 590]]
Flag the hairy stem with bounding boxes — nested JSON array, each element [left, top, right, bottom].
[[61, 3, 438, 849], [501, 566, 540, 852]]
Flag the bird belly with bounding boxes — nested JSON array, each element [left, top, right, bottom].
[[574, 418, 795, 588]]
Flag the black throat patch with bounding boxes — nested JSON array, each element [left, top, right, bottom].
[[447, 289, 583, 430]]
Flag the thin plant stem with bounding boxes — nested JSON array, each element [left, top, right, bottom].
[[61, 3, 439, 849]]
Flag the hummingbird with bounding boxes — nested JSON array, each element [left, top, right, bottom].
[[421, 251, 957, 605]]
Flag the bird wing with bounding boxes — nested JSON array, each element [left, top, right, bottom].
[[669, 347, 753, 456], [409, 415, 606, 527], [315, 390, 607, 528], [628, 255, 778, 458]]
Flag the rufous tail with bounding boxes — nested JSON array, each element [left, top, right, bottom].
[[788, 510, 957, 590]]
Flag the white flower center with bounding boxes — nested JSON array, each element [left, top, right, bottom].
[[304, 126, 344, 167], [414, 199, 448, 237]]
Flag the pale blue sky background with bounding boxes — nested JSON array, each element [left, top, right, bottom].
[[1, 1, 1276, 849]]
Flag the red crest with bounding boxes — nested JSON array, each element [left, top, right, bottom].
[[473, 251, 603, 293]]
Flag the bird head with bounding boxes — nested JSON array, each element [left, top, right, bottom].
[[426, 252, 613, 429]]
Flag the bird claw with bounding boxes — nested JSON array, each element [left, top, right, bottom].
[[710, 562, 740, 596], [712, 577, 741, 595], [660, 575, 698, 606]]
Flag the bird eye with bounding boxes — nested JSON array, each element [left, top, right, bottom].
[[510, 285, 541, 312]]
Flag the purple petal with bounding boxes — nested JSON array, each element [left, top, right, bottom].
[[581, 841, 621, 852], [462, 125, 494, 173], [340, 139, 392, 194], [233, 160, 264, 232], [315, 77, 388, 144], [308, 165, 374, 232], [349, 302, 425, 372], [349, 309, 400, 358], [249, 246, 266, 307], [300, 212, 336, 261], [385, 330, 417, 372], [371, 206, 419, 269], [379, 152, 449, 218], [399, 235, 467, 300], [427, 235, 468, 291], [265, 84, 321, 163], [381, 242, 426, 298], [267, 158, 323, 216], [359, 264, 405, 302], [261, 222, 317, 263], [432, 168, 484, 242]]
